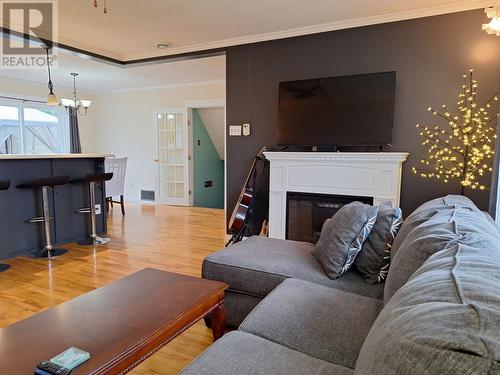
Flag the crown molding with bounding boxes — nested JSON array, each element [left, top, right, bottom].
[[92, 79, 226, 95], [0, 75, 94, 94]]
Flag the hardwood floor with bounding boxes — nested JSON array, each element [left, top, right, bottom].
[[0, 203, 227, 374]]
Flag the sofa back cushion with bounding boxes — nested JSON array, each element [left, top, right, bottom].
[[390, 195, 479, 261], [355, 241, 500, 374], [355, 197, 500, 374], [383, 211, 458, 303], [384, 195, 495, 303]]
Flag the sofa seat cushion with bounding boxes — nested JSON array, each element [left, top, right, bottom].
[[180, 331, 353, 375], [202, 236, 384, 300], [355, 239, 500, 375], [240, 278, 383, 369]]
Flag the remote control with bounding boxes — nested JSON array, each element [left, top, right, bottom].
[[36, 360, 72, 375]]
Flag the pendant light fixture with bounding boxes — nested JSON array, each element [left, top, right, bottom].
[[94, 0, 108, 14], [45, 47, 58, 106], [60, 73, 92, 116]]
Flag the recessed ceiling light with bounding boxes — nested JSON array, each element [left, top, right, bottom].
[[156, 42, 172, 49]]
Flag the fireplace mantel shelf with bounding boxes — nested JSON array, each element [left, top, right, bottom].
[[264, 152, 409, 163], [264, 151, 409, 240]]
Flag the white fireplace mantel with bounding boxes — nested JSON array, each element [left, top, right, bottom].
[[263, 151, 409, 239]]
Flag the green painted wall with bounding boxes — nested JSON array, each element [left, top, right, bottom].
[[193, 109, 224, 209]]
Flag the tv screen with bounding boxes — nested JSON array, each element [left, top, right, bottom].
[[278, 71, 396, 147]]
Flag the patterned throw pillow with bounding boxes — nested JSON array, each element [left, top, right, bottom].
[[355, 202, 403, 284], [378, 210, 403, 281], [312, 202, 379, 279]]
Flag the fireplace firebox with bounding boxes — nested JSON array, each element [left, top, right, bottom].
[[286, 192, 373, 244]]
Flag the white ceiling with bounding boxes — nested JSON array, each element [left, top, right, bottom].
[[0, 53, 225, 93], [0, 0, 492, 92], [2, 0, 493, 61]]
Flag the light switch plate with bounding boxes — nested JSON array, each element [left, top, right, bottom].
[[95, 204, 101, 215], [242, 123, 251, 136], [229, 125, 242, 136]]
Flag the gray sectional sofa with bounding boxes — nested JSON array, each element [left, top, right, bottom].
[[181, 195, 500, 374]]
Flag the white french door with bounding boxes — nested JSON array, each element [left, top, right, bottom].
[[155, 108, 189, 205]]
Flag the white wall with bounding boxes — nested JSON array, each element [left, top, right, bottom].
[[89, 82, 226, 201], [0, 77, 226, 201], [0, 77, 96, 151]]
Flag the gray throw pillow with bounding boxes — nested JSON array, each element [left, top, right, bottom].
[[312, 202, 379, 279], [355, 202, 403, 284]]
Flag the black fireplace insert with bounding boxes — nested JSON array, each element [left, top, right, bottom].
[[286, 192, 373, 244]]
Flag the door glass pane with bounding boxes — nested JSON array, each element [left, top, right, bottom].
[[157, 112, 185, 201], [157, 114, 167, 130], [22, 107, 64, 154], [167, 149, 175, 164], [0, 105, 21, 154], [167, 131, 175, 147], [176, 149, 183, 163], [167, 166, 176, 181], [159, 131, 167, 148], [176, 183, 184, 198], [167, 182, 176, 198], [166, 115, 175, 131], [176, 166, 184, 181]]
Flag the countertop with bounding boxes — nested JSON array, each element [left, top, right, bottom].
[[0, 153, 114, 160]]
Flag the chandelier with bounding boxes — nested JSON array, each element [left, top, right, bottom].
[[60, 73, 92, 116], [482, 1, 500, 36], [93, 0, 108, 14]]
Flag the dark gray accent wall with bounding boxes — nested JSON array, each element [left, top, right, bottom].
[[226, 10, 500, 223]]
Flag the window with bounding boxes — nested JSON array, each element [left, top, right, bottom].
[[0, 98, 69, 154]]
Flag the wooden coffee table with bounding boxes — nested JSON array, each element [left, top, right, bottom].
[[0, 268, 228, 374]]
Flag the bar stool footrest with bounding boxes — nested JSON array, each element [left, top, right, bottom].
[[30, 248, 68, 259], [28, 216, 53, 223]]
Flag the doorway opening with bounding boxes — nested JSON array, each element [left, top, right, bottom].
[[186, 99, 225, 210]]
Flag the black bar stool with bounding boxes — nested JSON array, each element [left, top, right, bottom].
[[72, 173, 113, 246], [0, 180, 11, 272], [17, 176, 71, 258]]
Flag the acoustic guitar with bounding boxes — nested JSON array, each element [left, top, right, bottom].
[[227, 147, 267, 243]]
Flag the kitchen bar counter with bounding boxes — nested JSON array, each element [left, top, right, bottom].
[[0, 154, 113, 260], [0, 153, 113, 160]]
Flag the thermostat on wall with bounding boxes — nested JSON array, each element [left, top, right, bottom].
[[242, 123, 251, 136]]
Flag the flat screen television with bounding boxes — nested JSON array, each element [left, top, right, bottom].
[[278, 71, 396, 147]]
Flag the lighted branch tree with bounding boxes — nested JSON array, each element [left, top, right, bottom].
[[412, 70, 499, 194]]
